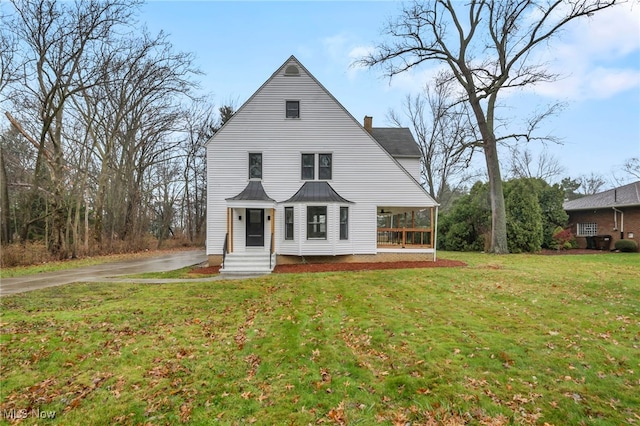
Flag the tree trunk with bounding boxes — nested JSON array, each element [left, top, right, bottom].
[[0, 144, 11, 244], [84, 189, 89, 253], [483, 140, 508, 253], [72, 197, 81, 258], [468, 95, 509, 254]]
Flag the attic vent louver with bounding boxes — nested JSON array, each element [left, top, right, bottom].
[[284, 65, 300, 76]]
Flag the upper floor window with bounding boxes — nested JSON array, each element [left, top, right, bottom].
[[319, 153, 332, 180], [249, 153, 262, 179], [301, 153, 315, 180], [286, 101, 300, 118], [301, 153, 332, 180]]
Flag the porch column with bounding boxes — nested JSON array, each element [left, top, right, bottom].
[[270, 208, 275, 253], [226, 208, 234, 253], [226, 208, 230, 253], [430, 207, 435, 247]]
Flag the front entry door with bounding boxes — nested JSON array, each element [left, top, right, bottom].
[[246, 209, 265, 247]]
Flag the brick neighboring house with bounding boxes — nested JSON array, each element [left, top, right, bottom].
[[563, 181, 640, 250]]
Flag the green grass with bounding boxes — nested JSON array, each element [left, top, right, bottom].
[[1, 252, 638, 425], [116, 266, 198, 279]]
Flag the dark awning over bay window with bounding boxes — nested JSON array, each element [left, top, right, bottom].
[[283, 181, 352, 203]]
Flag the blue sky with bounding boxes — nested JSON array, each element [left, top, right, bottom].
[[140, 1, 640, 187]]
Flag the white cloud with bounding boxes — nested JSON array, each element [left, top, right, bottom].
[[346, 45, 374, 79], [322, 33, 350, 61], [525, 2, 640, 101]]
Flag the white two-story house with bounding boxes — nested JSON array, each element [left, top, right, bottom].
[[206, 56, 439, 273]]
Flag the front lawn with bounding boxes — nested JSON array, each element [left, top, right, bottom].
[[1, 252, 638, 425]]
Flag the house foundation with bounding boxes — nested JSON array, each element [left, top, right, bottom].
[[276, 252, 435, 265]]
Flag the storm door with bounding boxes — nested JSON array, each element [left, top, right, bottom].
[[246, 209, 264, 247]]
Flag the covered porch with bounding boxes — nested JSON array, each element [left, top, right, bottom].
[[222, 181, 277, 274], [376, 206, 436, 250]]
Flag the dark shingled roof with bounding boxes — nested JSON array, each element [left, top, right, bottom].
[[283, 181, 352, 203], [563, 181, 640, 210], [370, 128, 421, 158], [226, 181, 275, 202]]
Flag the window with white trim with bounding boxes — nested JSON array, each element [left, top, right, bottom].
[[284, 207, 294, 240], [307, 206, 326, 239], [577, 223, 597, 236], [286, 100, 299, 118], [319, 153, 332, 180], [248, 152, 262, 179], [301, 153, 314, 180], [340, 206, 348, 240], [301, 153, 332, 180]]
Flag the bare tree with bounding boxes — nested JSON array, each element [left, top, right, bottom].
[[358, 0, 618, 253], [621, 157, 640, 180], [180, 98, 217, 243], [7, 0, 137, 255], [388, 75, 478, 210], [72, 30, 197, 247], [579, 172, 607, 195], [507, 147, 565, 182], [1, 12, 22, 244]]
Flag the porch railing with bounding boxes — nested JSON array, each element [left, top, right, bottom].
[[269, 232, 274, 270], [222, 232, 229, 268], [377, 227, 432, 248]]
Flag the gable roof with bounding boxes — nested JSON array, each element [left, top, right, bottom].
[[226, 181, 275, 202], [563, 181, 640, 210], [283, 181, 352, 203], [208, 55, 438, 208], [370, 128, 421, 158]]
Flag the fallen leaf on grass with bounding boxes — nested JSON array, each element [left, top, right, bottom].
[[326, 401, 347, 425], [179, 402, 192, 423]]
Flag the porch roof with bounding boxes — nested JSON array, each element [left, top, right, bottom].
[[283, 181, 352, 203], [226, 181, 275, 203]]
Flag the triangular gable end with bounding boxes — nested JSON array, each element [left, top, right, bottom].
[[208, 55, 437, 207], [205, 55, 301, 146]]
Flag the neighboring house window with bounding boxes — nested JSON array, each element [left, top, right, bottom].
[[340, 206, 348, 240], [286, 100, 299, 118], [307, 206, 326, 239], [319, 153, 332, 180], [301, 153, 315, 180], [249, 153, 262, 179], [284, 207, 294, 240], [577, 223, 598, 236]]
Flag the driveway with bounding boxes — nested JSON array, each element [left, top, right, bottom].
[[0, 249, 208, 296]]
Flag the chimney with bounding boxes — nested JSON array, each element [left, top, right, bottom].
[[363, 116, 372, 133]]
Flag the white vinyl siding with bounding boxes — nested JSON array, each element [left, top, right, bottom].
[[396, 157, 421, 182], [206, 58, 437, 256]]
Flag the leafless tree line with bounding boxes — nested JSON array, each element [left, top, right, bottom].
[[0, 0, 220, 257]]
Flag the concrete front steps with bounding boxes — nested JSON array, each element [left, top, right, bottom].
[[220, 251, 276, 275]]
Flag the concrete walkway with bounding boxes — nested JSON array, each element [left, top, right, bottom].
[[0, 250, 257, 296]]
